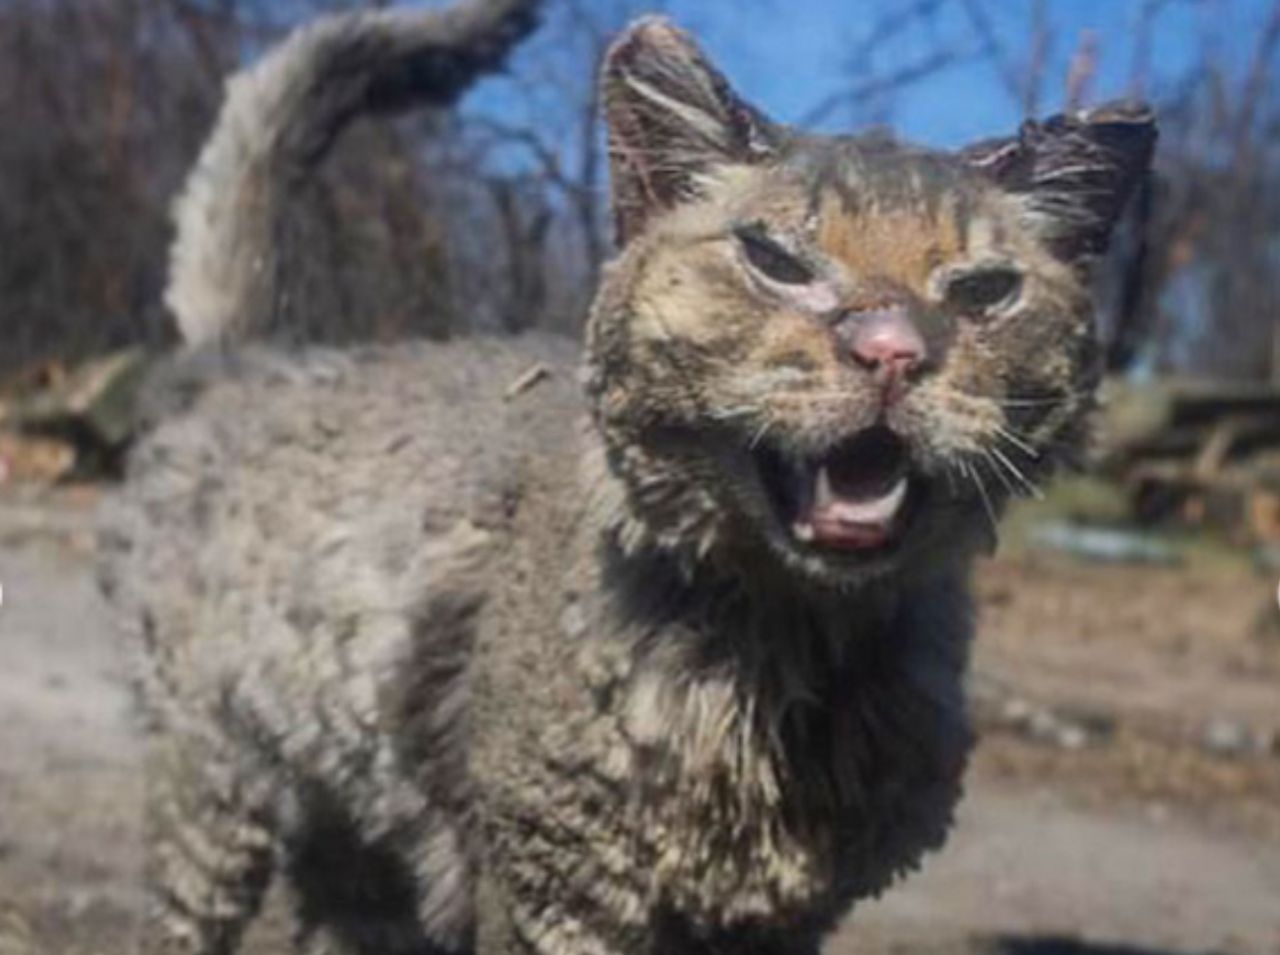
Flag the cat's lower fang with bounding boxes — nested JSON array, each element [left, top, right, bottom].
[[792, 475, 908, 550]]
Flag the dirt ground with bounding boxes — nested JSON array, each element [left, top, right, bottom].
[[0, 487, 1277, 955]]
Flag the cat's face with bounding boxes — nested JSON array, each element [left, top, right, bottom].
[[586, 19, 1155, 588]]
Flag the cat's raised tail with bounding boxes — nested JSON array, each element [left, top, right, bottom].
[[166, 0, 541, 347]]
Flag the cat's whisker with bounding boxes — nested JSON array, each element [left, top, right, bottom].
[[961, 458, 1000, 538], [994, 425, 1040, 459], [989, 443, 1044, 500], [942, 463, 960, 499], [995, 389, 1090, 409], [749, 420, 773, 450], [978, 449, 1017, 499]]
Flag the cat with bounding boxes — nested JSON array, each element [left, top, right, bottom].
[[98, 3, 1155, 952]]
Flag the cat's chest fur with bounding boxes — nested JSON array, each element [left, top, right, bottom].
[[468, 475, 973, 941], [562, 560, 975, 932]]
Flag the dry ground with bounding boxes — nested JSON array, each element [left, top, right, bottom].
[[0, 487, 1277, 955]]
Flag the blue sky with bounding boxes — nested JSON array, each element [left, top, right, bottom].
[[465, 0, 1273, 151], [676, 0, 1269, 147]]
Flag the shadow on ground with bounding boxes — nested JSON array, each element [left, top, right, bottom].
[[990, 935, 1228, 955]]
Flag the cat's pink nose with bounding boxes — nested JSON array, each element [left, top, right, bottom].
[[847, 307, 927, 377]]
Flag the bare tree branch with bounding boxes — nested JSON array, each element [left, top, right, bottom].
[[1065, 29, 1099, 111], [802, 49, 964, 126]]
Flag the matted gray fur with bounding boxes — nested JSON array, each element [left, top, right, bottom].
[[99, 5, 1156, 954]]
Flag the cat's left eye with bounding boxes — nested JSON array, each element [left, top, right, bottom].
[[735, 225, 814, 285], [945, 267, 1023, 313]]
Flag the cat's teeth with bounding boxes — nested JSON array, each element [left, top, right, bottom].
[[814, 464, 835, 507], [815, 471, 907, 525], [792, 520, 815, 542]]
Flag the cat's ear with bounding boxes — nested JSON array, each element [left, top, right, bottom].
[[961, 101, 1157, 265], [601, 17, 780, 247]]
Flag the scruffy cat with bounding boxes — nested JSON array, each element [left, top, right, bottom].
[[99, 1, 1156, 952]]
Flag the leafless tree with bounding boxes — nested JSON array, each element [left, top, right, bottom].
[[1117, 0, 1280, 379], [1, 0, 1275, 382]]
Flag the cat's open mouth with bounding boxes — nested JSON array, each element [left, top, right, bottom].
[[756, 425, 914, 553]]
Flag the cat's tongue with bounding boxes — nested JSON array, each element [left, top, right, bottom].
[[791, 429, 908, 550]]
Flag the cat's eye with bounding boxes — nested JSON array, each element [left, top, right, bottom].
[[945, 267, 1023, 314], [735, 225, 814, 285]]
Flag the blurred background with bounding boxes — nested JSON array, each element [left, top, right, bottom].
[[0, 1, 1277, 954]]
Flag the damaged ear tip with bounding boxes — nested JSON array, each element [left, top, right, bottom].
[[606, 15, 690, 64], [1076, 99, 1157, 127], [1050, 99, 1159, 146], [1077, 100, 1159, 168]]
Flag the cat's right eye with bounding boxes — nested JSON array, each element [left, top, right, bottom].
[[735, 225, 814, 286], [944, 266, 1023, 314]]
